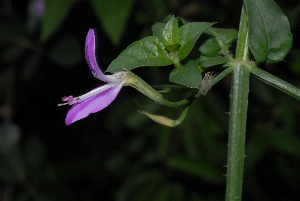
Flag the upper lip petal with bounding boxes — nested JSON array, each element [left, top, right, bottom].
[[85, 28, 118, 83]]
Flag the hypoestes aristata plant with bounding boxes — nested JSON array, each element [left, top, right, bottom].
[[59, 0, 300, 200]]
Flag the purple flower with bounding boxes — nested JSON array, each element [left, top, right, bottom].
[[59, 29, 128, 125]]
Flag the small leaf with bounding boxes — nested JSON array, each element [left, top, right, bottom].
[[200, 28, 238, 57], [169, 60, 202, 88], [178, 22, 215, 60], [199, 37, 221, 57], [90, 0, 135, 46], [41, 0, 79, 42], [199, 55, 228, 68], [204, 27, 238, 48], [162, 16, 179, 51], [152, 22, 166, 38], [244, 0, 293, 63], [107, 36, 173, 73]]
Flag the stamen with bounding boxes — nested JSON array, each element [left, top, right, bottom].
[[58, 83, 121, 107], [58, 102, 69, 106], [58, 96, 81, 106]]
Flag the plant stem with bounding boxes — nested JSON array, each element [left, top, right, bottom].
[[225, 5, 249, 201], [251, 66, 300, 100]]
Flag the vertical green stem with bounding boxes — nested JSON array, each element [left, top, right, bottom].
[[225, 5, 250, 201]]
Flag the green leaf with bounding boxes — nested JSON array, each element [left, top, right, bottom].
[[90, 0, 135, 46], [200, 28, 238, 57], [244, 0, 292, 63], [41, 0, 79, 42], [152, 22, 166, 38], [199, 37, 222, 57], [204, 27, 238, 47], [178, 22, 215, 60], [162, 16, 179, 51], [107, 36, 173, 73], [169, 60, 202, 88], [199, 55, 228, 68]]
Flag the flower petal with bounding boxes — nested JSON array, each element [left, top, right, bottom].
[[65, 83, 122, 125], [85, 29, 116, 83]]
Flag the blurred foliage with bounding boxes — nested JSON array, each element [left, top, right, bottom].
[[0, 0, 300, 201]]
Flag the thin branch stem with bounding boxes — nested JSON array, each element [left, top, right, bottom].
[[251, 66, 300, 100]]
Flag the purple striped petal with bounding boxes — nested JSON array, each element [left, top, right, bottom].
[[65, 83, 122, 125], [85, 29, 115, 83]]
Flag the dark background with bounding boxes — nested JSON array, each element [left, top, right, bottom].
[[1, 0, 300, 200]]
